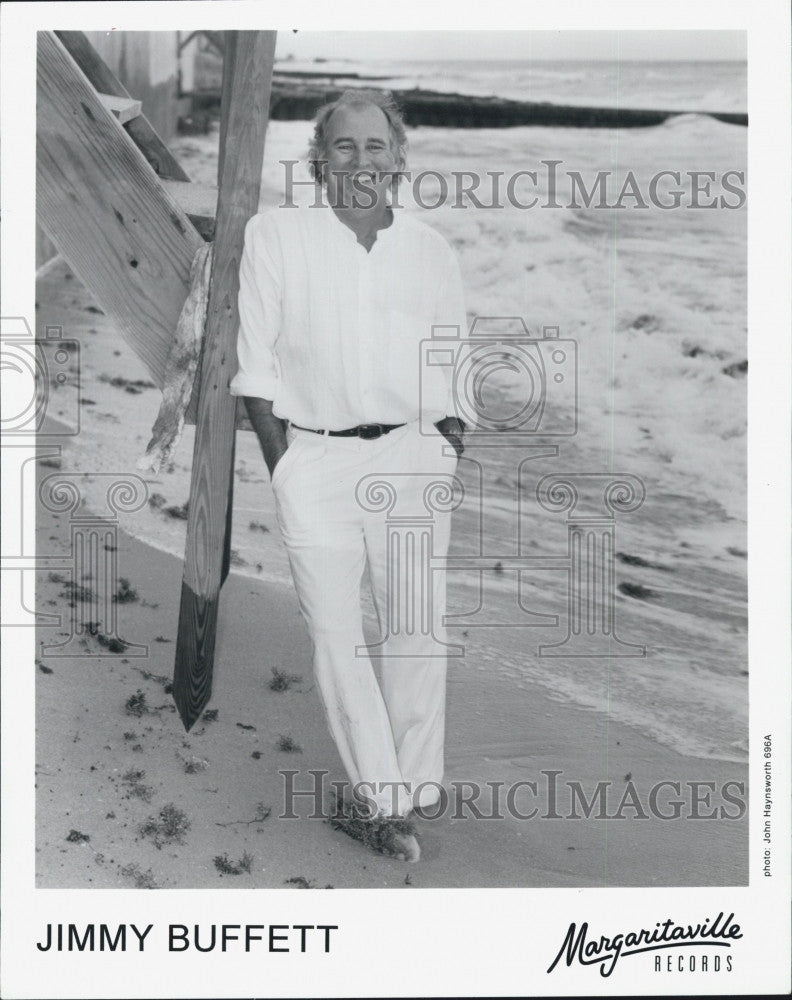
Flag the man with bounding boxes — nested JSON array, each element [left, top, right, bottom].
[[230, 90, 467, 862]]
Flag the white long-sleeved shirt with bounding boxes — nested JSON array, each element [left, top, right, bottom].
[[229, 202, 468, 430]]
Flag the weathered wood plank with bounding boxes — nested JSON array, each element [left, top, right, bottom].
[[54, 30, 127, 95], [36, 225, 58, 269], [202, 31, 226, 56], [98, 93, 142, 124], [54, 30, 190, 181], [36, 253, 64, 280], [37, 31, 204, 386], [217, 33, 237, 183], [160, 178, 218, 240], [173, 31, 276, 731], [221, 436, 237, 588]]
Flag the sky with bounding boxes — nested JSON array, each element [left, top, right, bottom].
[[275, 30, 747, 63]]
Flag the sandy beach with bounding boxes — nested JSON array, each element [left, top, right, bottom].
[[35, 494, 747, 889], [34, 102, 748, 888]]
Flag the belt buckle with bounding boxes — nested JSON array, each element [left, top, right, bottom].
[[358, 423, 382, 440]]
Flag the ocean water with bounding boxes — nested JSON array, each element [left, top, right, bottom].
[[39, 58, 747, 764], [278, 57, 747, 114]]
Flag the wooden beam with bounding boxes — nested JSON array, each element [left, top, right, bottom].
[[173, 30, 277, 731], [36, 254, 64, 280], [178, 30, 202, 54], [37, 31, 204, 386], [98, 93, 142, 125], [217, 33, 237, 182], [202, 31, 226, 56], [54, 30, 190, 181], [160, 178, 218, 240]]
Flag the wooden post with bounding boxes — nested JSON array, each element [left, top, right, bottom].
[[172, 31, 276, 731]]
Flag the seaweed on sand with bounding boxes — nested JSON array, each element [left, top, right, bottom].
[[213, 852, 253, 876], [326, 790, 419, 861], [140, 804, 190, 849]]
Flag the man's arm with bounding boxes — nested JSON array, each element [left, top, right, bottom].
[[230, 213, 286, 482], [434, 243, 469, 457], [244, 397, 288, 478], [231, 213, 289, 478]]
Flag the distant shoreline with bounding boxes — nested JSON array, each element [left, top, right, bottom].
[[189, 77, 747, 129], [185, 43, 746, 129]]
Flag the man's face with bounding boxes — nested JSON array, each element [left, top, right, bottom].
[[322, 103, 400, 210]]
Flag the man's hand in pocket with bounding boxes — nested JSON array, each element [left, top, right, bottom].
[[434, 416, 466, 458]]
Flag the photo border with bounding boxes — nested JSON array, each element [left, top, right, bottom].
[[2, 2, 789, 997]]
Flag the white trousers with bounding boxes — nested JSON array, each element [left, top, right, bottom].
[[271, 420, 458, 818]]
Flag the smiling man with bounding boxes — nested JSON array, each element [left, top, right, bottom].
[[230, 90, 467, 862]]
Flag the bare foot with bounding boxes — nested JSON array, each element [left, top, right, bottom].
[[327, 791, 421, 862], [390, 830, 421, 862]]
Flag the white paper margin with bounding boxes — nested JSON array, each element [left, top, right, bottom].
[[1, 1, 789, 997]]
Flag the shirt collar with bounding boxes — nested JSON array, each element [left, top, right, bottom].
[[313, 183, 401, 245]]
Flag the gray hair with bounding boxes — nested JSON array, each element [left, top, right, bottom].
[[308, 89, 408, 183]]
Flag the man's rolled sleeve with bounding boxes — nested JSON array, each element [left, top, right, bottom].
[[230, 213, 282, 400], [435, 248, 473, 426]]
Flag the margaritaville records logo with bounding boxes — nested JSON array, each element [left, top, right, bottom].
[[546, 911, 741, 978]]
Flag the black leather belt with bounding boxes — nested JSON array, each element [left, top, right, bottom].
[[291, 422, 406, 440]]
